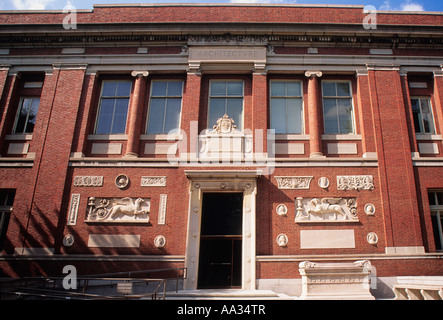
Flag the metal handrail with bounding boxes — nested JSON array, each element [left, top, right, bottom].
[[0, 267, 187, 300]]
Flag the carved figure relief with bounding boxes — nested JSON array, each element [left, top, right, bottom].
[[367, 232, 378, 244], [154, 235, 166, 248], [276, 204, 288, 216], [115, 174, 129, 189], [86, 197, 150, 223], [295, 197, 358, 222], [364, 203, 376, 215], [276, 234, 288, 247], [337, 175, 374, 190], [318, 177, 329, 189], [63, 234, 74, 247], [275, 176, 313, 189], [211, 114, 238, 134]]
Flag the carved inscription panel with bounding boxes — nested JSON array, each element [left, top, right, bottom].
[[337, 175, 374, 190], [275, 176, 313, 189]]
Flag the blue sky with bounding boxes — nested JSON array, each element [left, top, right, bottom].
[[0, 0, 442, 12]]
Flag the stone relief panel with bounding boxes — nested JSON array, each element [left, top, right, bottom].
[[73, 176, 103, 187], [337, 175, 374, 191], [67, 194, 80, 226], [275, 176, 313, 189], [295, 197, 358, 222], [198, 114, 253, 161], [141, 176, 167, 187], [86, 197, 150, 223], [158, 194, 167, 225]]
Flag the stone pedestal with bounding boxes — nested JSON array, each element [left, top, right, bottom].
[[299, 260, 375, 300]]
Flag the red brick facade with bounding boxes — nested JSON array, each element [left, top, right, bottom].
[[0, 4, 442, 296]]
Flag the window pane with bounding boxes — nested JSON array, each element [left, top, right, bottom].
[[437, 192, 443, 206], [337, 82, 351, 96], [323, 82, 336, 96], [323, 98, 338, 134], [152, 81, 167, 97], [209, 98, 226, 128], [102, 82, 117, 97], [116, 81, 131, 97], [227, 98, 243, 129], [338, 98, 353, 134], [411, 99, 420, 112], [25, 98, 40, 133], [422, 113, 433, 133], [413, 112, 422, 133], [420, 99, 434, 134], [287, 82, 301, 97], [15, 98, 32, 133], [111, 117, 127, 134], [227, 81, 243, 96], [271, 82, 285, 97], [421, 99, 430, 113], [431, 213, 442, 250], [96, 99, 115, 134], [211, 82, 226, 96], [167, 81, 183, 97], [148, 99, 166, 134], [286, 98, 303, 134], [429, 192, 437, 206], [164, 98, 182, 133], [270, 98, 286, 134]]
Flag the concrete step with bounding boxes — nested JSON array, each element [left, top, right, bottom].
[[165, 289, 294, 300]]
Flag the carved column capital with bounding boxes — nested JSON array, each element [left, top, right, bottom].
[[305, 70, 323, 78], [131, 70, 149, 78]]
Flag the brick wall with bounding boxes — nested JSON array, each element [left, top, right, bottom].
[[0, 5, 442, 281]]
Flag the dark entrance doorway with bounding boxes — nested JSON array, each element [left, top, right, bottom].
[[198, 192, 243, 289]]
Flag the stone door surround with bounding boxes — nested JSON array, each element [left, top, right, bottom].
[[183, 170, 260, 290]]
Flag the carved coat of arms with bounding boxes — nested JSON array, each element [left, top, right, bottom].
[[212, 114, 238, 134]]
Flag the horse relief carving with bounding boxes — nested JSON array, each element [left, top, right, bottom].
[[86, 197, 150, 223], [295, 197, 358, 222]]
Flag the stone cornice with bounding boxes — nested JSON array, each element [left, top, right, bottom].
[[1, 32, 443, 49]]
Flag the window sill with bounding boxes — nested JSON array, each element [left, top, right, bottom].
[[5, 134, 33, 141], [415, 134, 442, 141], [140, 134, 183, 141], [275, 134, 309, 140], [88, 134, 127, 141], [322, 134, 362, 140]]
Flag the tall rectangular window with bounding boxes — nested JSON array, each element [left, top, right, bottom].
[[322, 81, 354, 134], [0, 190, 15, 251], [429, 191, 443, 251], [95, 80, 132, 134], [208, 80, 244, 130], [411, 97, 435, 134], [147, 80, 183, 134], [270, 81, 303, 134], [13, 97, 40, 134]]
